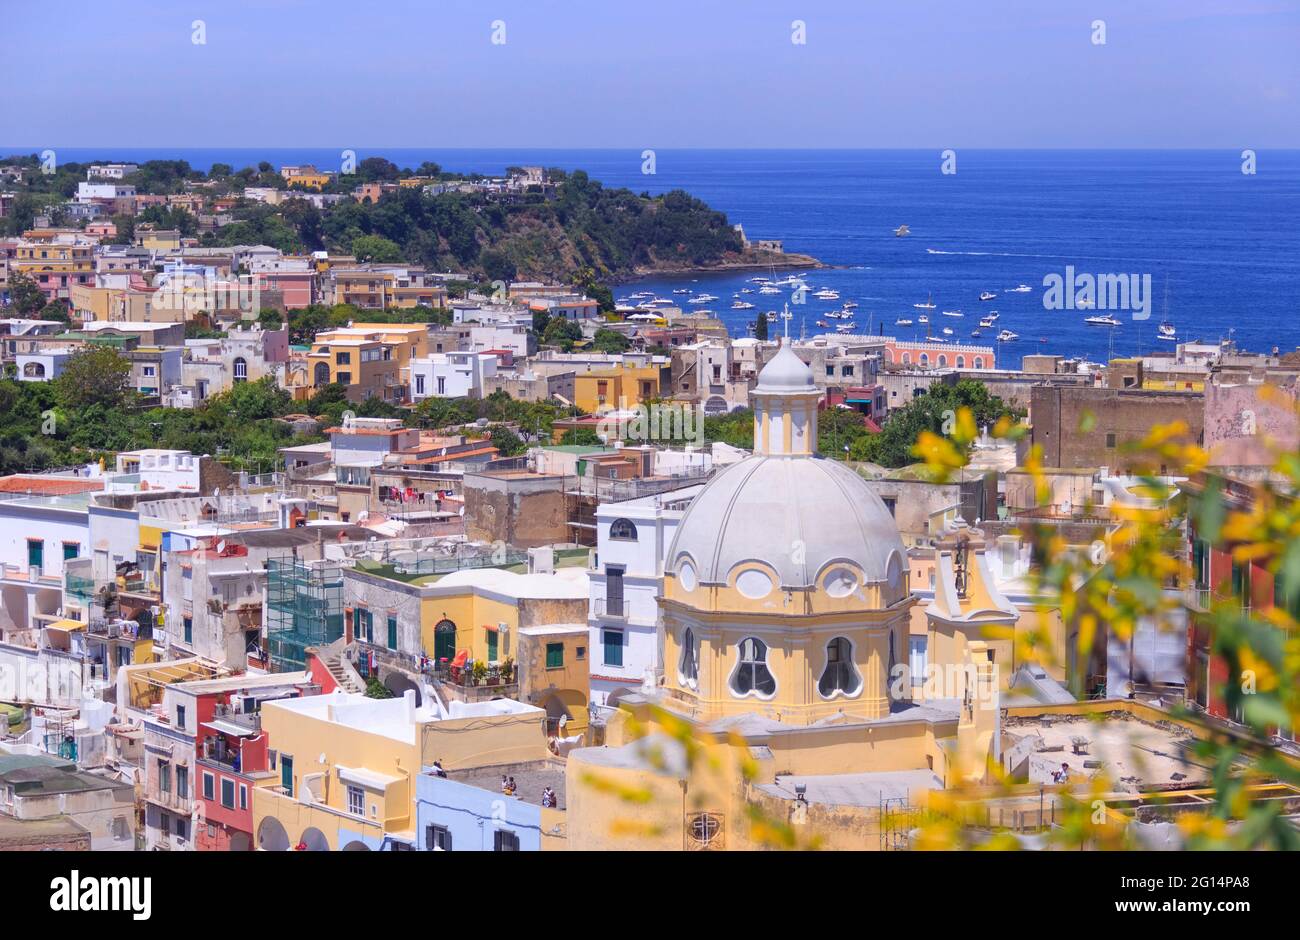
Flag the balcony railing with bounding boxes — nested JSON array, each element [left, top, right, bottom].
[[145, 786, 193, 815], [593, 597, 626, 620]]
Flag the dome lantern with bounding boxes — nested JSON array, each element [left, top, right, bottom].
[[752, 339, 821, 457]]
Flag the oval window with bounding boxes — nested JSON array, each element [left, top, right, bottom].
[[735, 569, 773, 599], [678, 560, 697, 592], [824, 567, 858, 598]]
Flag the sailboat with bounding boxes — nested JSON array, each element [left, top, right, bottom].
[[1156, 277, 1176, 341]]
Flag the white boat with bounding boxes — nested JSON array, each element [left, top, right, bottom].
[[644, 298, 674, 307], [917, 315, 930, 324], [894, 224, 910, 237], [895, 317, 913, 326], [813, 289, 840, 300], [997, 329, 1018, 341], [979, 319, 995, 328], [765, 312, 778, 323], [1157, 321, 1177, 341], [914, 292, 936, 310], [758, 286, 781, 295], [942, 310, 963, 317], [815, 320, 830, 328], [835, 323, 856, 333], [731, 301, 755, 309], [942, 327, 954, 335], [979, 291, 997, 301], [740, 288, 754, 294], [1085, 314, 1122, 326], [970, 329, 982, 337], [842, 300, 858, 309], [1007, 284, 1032, 293], [672, 288, 690, 294]]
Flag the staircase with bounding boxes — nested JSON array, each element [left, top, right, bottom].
[[319, 638, 365, 693]]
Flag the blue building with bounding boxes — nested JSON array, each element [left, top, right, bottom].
[[415, 760, 565, 851]]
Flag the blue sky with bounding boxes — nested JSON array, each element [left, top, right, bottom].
[[4, 0, 1298, 148]]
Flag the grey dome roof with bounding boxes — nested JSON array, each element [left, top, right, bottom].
[[755, 343, 816, 393], [668, 455, 906, 592]]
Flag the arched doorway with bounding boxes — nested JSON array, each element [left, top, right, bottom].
[[433, 619, 457, 663], [314, 362, 331, 386], [257, 817, 289, 851], [342, 840, 371, 851], [299, 827, 330, 851]]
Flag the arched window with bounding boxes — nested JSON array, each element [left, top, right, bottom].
[[818, 637, 862, 698], [956, 356, 965, 368], [609, 518, 637, 541], [901, 353, 911, 365], [938, 355, 948, 368], [729, 637, 775, 698], [919, 353, 929, 367], [974, 357, 984, 369], [678, 627, 698, 688], [233, 357, 248, 382]]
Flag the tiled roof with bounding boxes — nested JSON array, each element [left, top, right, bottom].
[[0, 476, 104, 495]]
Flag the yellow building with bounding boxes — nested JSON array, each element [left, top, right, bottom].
[[280, 165, 332, 190], [573, 363, 663, 413], [331, 269, 447, 309], [565, 342, 1002, 850], [11, 234, 95, 302], [251, 690, 548, 850], [344, 562, 591, 737], [299, 323, 430, 402]]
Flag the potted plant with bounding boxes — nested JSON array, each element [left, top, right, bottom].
[[471, 660, 488, 686], [500, 657, 515, 684]]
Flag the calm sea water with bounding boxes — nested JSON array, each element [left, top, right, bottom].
[[8, 147, 1299, 368]]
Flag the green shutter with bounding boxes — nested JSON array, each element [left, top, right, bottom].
[[387, 616, 398, 650], [487, 629, 498, 663], [546, 643, 564, 669]]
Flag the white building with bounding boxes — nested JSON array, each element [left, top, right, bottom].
[[410, 351, 499, 401], [114, 450, 203, 491], [587, 484, 703, 710], [15, 350, 72, 382], [76, 182, 136, 202], [86, 164, 138, 180]]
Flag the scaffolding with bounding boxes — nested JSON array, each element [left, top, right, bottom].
[[265, 555, 345, 672], [879, 796, 911, 851]]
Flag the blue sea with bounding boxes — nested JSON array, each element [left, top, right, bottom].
[[7, 147, 1298, 368]]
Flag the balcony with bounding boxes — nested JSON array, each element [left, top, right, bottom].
[[145, 785, 193, 816], [592, 597, 627, 621]]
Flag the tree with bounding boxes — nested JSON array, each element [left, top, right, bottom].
[[257, 307, 283, 329], [542, 318, 583, 351], [754, 313, 769, 341], [9, 271, 46, 316], [350, 234, 404, 263], [591, 328, 630, 354], [54, 346, 131, 409], [489, 425, 527, 457]]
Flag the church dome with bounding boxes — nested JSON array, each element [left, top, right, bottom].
[[667, 454, 907, 595]]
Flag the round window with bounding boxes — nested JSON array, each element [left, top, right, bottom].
[[735, 569, 773, 599], [824, 567, 858, 598]]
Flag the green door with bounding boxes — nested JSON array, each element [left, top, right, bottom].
[[387, 616, 398, 650], [487, 629, 498, 663], [281, 755, 293, 797], [434, 621, 456, 662], [27, 540, 43, 573]]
